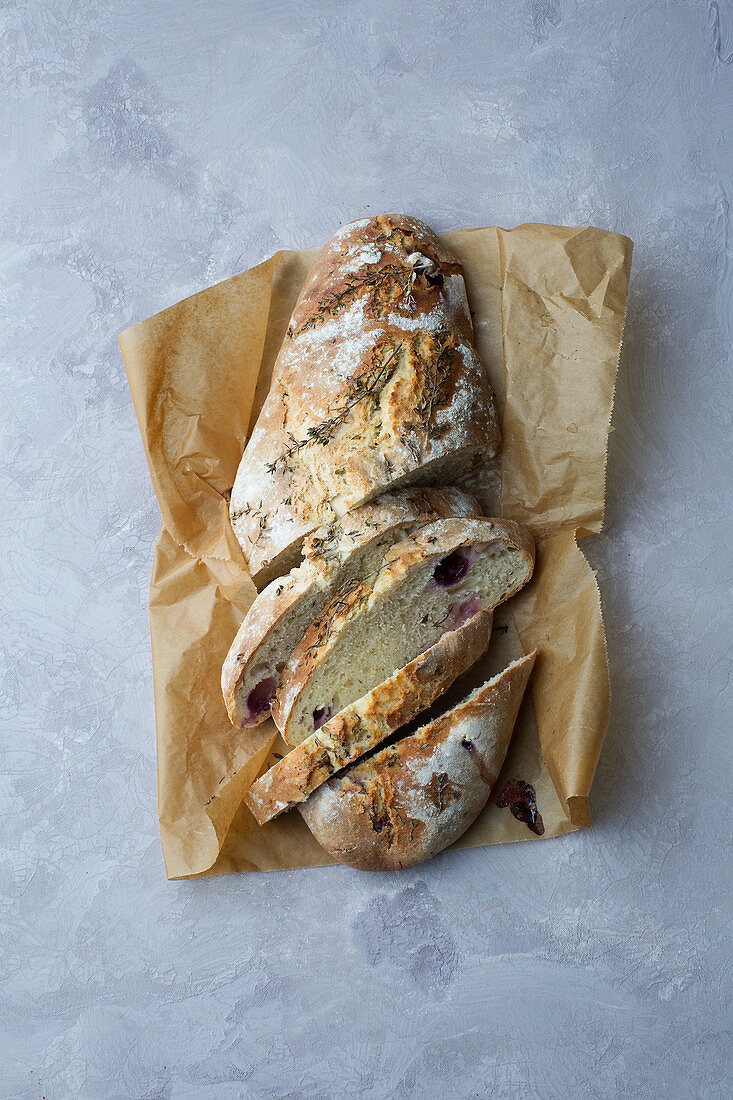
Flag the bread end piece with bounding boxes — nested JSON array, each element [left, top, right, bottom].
[[299, 649, 537, 871]]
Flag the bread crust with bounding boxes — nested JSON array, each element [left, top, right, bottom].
[[299, 651, 537, 870], [272, 517, 535, 744], [230, 214, 501, 582], [244, 610, 493, 825], [221, 486, 481, 727]]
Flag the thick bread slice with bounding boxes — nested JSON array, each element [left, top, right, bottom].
[[245, 610, 493, 824], [230, 214, 501, 584], [222, 486, 480, 727], [300, 651, 537, 871], [273, 517, 534, 746]]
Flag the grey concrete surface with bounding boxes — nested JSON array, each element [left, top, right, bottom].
[[2, 1, 731, 1097]]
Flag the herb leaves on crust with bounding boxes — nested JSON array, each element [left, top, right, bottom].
[[289, 263, 420, 338], [266, 342, 403, 476]]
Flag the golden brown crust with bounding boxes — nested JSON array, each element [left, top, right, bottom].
[[299, 651, 537, 870], [244, 611, 493, 825], [230, 214, 501, 582]]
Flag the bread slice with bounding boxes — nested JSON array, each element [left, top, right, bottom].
[[222, 486, 481, 727], [230, 214, 501, 584], [300, 651, 537, 871], [245, 610, 493, 825], [273, 517, 534, 746]]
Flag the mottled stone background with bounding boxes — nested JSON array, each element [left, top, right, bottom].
[[2, 1, 731, 1097]]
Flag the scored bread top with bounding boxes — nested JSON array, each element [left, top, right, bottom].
[[272, 516, 535, 746], [221, 486, 481, 728], [230, 214, 501, 582], [299, 651, 537, 871]]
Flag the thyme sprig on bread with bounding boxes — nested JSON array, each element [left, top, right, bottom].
[[289, 264, 419, 338], [265, 342, 403, 475]]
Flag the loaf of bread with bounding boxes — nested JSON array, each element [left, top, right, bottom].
[[222, 486, 480, 727], [230, 214, 501, 584], [299, 651, 537, 870], [245, 610, 493, 825], [273, 517, 535, 746], [221, 215, 542, 871]]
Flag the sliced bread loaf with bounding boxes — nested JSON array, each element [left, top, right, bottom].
[[273, 517, 534, 746], [299, 650, 537, 870], [245, 610, 493, 825], [230, 214, 501, 584], [222, 486, 480, 727]]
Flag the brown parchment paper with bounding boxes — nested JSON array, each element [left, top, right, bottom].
[[119, 223, 632, 879]]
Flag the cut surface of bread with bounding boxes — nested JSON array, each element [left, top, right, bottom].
[[221, 486, 481, 727], [273, 517, 534, 746], [299, 650, 537, 871], [230, 214, 501, 583], [245, 610, 493, 825]]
